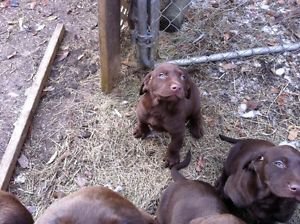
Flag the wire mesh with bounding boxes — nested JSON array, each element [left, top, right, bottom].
[[156, 0, 300, 64]]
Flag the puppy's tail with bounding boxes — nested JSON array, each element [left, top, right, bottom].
[[171, 150, 191, 182], [219, 134, 239, 144]]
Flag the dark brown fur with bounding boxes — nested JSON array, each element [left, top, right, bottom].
[[0, 190, 33, 224], [134, 63, 203, 167], [156, 153, 245, 224], [215, 134, 300, 224], [36, 186, 156, 224]]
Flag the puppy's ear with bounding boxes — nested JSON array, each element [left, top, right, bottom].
[[139, 72, 152, 95], [247, 154, 264, 172], [224, 172, 256, 207], [180, 68, 191, 99]]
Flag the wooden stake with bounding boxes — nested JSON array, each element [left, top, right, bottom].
[[0, 24, 65, 190], [99, 0, 121, 93]]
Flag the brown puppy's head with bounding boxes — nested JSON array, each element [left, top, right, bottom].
[[259, 145, 300, 201], [224, 144, 300, 207], [0, 190, 34, 224], [139, 63, 191, 101]]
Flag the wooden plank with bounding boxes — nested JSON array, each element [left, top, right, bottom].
[[0, 24, 65, 190], [99, 0, 121, 93]]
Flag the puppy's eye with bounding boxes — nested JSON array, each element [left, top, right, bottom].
[[159, 73, 167, 79], [273, 160, 286, 169], [180, 74, 186, 80]]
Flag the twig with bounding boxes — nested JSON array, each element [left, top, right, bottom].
[[267, 82, 289, 115]]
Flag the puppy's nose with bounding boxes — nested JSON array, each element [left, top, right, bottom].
[[288, 183, 300, 192], [170, 84, 181, 91]]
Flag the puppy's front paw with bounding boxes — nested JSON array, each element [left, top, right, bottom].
[[164, 153, 180, 168], [133, 125, 150, 139], [189, 124, 204, 139], [133, 127, 144, 138]]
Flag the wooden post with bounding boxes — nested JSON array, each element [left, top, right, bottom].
[[0, 24, 65, 190], [99, 0, 121, 93]]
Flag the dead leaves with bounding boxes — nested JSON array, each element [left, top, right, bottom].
[[288, 126, 299, 141], [195, 155, 205, 173]]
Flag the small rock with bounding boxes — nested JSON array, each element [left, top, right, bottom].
[[18, 154, 29, 169], [274, 67, 285, 76]]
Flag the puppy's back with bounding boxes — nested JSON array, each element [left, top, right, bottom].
[[36, 186, 154, 224], [190, 214, 245, 224], [0, 190, 33, 224]]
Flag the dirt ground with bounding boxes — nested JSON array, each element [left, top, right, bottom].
[[0, 0, 299, 223]]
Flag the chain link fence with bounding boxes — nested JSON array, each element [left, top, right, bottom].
[[126, 0, 300, 68]]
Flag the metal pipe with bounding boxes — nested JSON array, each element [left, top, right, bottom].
[[165, 42, 300, 66], [136, 0, 153, 68]]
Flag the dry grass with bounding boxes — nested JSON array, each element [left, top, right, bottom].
[[5, 0, 300, 223]]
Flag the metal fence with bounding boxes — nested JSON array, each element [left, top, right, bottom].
[[127, 0, 300, 68]]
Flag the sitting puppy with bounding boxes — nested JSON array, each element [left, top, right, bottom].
[[36, 186, 156, 224], [156, 151, 245, 224], [215, 134, 300, 224], [0, 190, 34, 224], [134, 63, 203, 167]]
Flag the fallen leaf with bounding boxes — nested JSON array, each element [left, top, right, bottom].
[[195, 156, 205, 172], [223, 32, 231, 41], [288, 129, 298, 141], [46, 151, 58, 165], [56, 50, 69, 62], [18, 154, 29, 168], [246, 100, 261, 111], [270, 87, 279, 94], [221, 63, 237, 70], [276, 93, 288, 107]]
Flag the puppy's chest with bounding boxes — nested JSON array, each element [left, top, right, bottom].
[[146, 110, 165, 130], [146, 108, 181, 131]]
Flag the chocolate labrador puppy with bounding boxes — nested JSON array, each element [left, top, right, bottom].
[[134, 63, 203, 167], [0, 190, 34, 224], [215, 134, 300, 224], [156, 151, 245, 224], [36, 186, 156, 224]]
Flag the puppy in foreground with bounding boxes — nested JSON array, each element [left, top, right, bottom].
[[156, 151, 245, 224], [134, 63, 204, 167], [0, 190, 34, 224], [36, 186, 156, 224], [215, 134, 300, 224]]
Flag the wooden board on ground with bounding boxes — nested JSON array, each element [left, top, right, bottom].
[[99, 0, 121, 93], [0, 24, 65, 190]]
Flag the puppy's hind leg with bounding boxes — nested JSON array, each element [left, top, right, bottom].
[[188, 111, 204, 139]]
